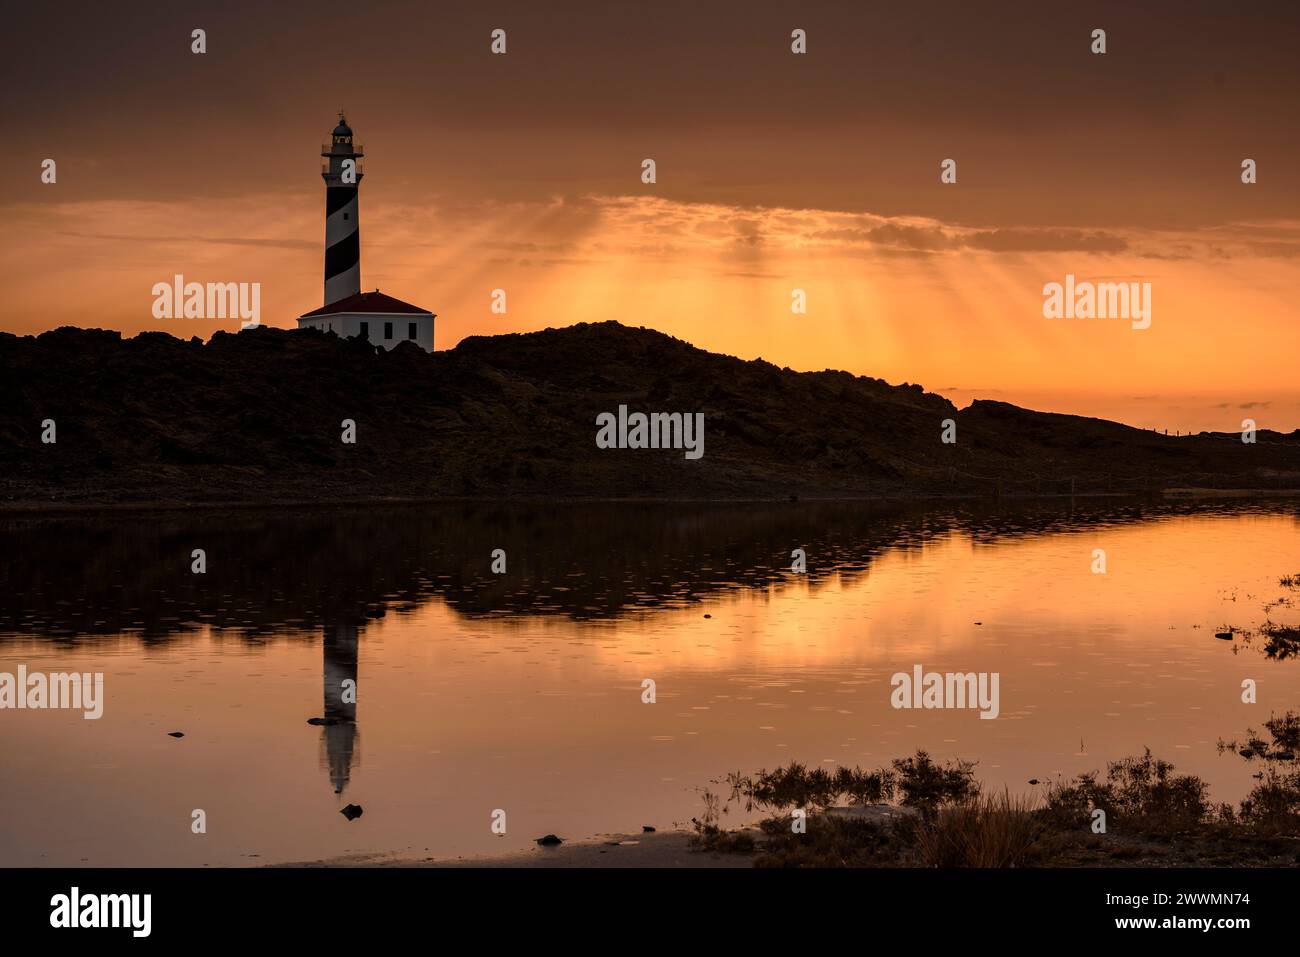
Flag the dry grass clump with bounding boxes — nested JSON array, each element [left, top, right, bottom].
[[911, 791, 1050, 868]]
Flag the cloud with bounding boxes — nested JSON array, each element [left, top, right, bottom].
[[553, 194, 1300, 265], [963, 229, 1129, 253], [865, 224, 956, 251], [58, 230, 315, 250]]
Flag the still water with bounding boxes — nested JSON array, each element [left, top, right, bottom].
[[1, 500, 1296, 865]]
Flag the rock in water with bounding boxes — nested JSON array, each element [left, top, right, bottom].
[[167, 731, 184, 738], [642, 825, 656, 833], [1215, 631, 1233, 640], [340, 804, 363, 821], [536, 834, 563, 846]]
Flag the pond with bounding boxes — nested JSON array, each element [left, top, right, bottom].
[[1, 499, 1296, 865]]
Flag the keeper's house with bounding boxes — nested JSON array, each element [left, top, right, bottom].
[[298, 290, 435, 352]]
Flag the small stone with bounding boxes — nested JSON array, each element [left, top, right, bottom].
[[536, 834, 563, 846], [642, 825, 656, 833], [1215, 631, 1233, 640], [1028, 778, 1040, 785], [340, 804, 363, 821], [167, 731, 184, 738]]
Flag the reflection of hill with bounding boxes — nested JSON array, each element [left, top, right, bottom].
[[1, 499, 1294, 644], [2, 323, 1299, 506]]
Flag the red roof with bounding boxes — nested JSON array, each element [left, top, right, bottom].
[[299, 290, 433, 318]]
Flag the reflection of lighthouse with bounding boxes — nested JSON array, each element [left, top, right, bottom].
[[319, 621, 359, 794]]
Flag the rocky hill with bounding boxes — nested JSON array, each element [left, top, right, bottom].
[[1, 321, 1297, 508]]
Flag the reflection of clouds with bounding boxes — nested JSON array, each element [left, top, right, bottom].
[[451, 514, 1300, 675]]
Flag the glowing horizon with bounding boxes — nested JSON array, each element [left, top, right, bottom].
[[7, 1, 1299, 434], [7, 190, 1299, 434]]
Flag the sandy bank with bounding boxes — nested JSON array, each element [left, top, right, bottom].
[[279, 829, 757, 869]]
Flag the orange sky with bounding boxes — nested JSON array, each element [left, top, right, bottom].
[[4, 0, 1299, 432]]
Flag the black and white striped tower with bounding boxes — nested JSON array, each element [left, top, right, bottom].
[[321, 112, 364, 305]]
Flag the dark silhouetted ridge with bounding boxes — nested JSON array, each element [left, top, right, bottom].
[[1, 322, 1297, 507]]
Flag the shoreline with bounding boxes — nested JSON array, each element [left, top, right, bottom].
[[2, 487, 1297, 518], [279, 829, 756, 869]]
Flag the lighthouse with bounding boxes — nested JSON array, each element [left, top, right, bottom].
[[322, 112, 363, 305], [298, 113, 438, 351]]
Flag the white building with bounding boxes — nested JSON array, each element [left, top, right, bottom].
[[299, 290, 436, 351]]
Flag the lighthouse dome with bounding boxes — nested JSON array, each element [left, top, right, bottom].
[[333, 118, 353, 137]]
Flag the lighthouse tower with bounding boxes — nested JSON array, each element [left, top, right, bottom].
[[321, 112, 364, 305], [298, 113, 437, 351]]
